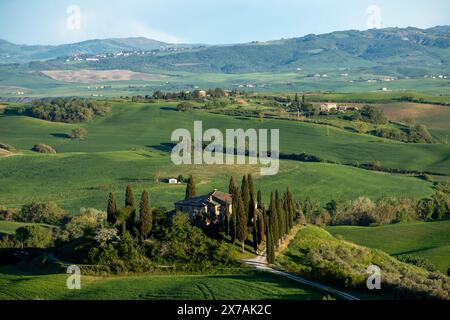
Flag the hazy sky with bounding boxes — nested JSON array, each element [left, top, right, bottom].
[[0, 0, 449, 45]]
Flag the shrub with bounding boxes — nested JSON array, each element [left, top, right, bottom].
[[408, 125, 433, 144], [0, 207, 16, 221], [176, 102, 193, 112], [372, 128, 408, 142], [0, 143, 15, 151], [18, 202, 67, 225], [397, 255, 437, 272], [14, 226, 53, 248], [329, 197, 417, 226], [70, 127, 88, 140], [32, 143, 56, 154], [61, 208, 106, 241]]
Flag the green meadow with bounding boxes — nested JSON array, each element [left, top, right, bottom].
[[0, 267, 325, 300], [0, 102, 437, 213], [327, 220, 450, 273]]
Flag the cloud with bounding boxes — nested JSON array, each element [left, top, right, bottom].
[[128, 21, 186, 43], [56, 8, 186, 44]]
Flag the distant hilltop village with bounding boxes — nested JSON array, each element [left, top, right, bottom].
[[65, 46, 203, 63]]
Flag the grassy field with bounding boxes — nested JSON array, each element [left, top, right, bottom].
[[0, 267, 325, 300], [327, 220, 450, 273], [0, 151, 433, 213], [3, 102, 449, 175], [0, 221, 56, 235], [378, 102, 450, 130], [0, 102, 436, 213], [1, 68, 449, 98]]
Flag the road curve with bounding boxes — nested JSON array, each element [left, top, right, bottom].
[[243, 252, 360, 301]]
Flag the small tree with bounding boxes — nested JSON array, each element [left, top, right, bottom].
[[107, 192, 117, 225], [185, 175, 196, 200], [139, 190, 152, 239], [32, 144, 56, 154], [177, 102, 193, 112], [14, 226, 52, 249], [70, 127, 88, 140], [154, 171, 161, 184]]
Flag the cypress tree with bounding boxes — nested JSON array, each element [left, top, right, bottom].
[[236, 192, 248, 253], [285, 194, 290, 234], [266, 220, 275, 264], [275, 190, 285, 241], [125, 185, 135, 207], [248, 174, 255, 201], [286, 188, 294, 230], [269, 193, 279, 246], [259, 211, 266, 243], [139, 190, 152, 239], [227, 176, 237, 237], [224, 212, 230, 236], [241, 175, 250, 219], [185, 175, 196, 200], [231, 187, 239, 243], [107, 192, 117, 224], [257, 190, 263, 209], [229, 176, 236, 195], [252, 215, 258, 253], [247, 174, 256, 226]]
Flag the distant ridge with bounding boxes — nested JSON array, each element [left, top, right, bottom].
[[0, 37, 194, 64], [1, 26, 449, 77]]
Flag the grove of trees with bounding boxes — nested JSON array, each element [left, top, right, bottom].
[[8, 98, 112, 123]]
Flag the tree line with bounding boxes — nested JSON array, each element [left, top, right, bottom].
[[6, 98, 112, 123]]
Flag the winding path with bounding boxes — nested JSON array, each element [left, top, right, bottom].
[[243, 250, 360, 301]]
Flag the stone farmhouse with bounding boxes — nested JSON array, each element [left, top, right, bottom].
[[174, 190, 232, 226]]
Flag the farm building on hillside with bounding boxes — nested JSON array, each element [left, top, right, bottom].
[[319, 103, 338, 112], [320, 103, 359, 112], [175, 190, 232, 226], [168, 178, 180, 184]]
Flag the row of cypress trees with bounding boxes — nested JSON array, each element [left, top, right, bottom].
[[226, 174, 266, 253], [266, 188, 298, 264], [106, 185, 153, 239]]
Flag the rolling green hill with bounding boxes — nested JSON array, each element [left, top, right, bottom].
[[25, 26, 450, 77], [327, 221, 450, 273], [0, 102, 437, 213]]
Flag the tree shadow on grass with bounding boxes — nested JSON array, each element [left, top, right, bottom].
[[160, 107, 178, 112], [50, 133, 70, 139], [393, 246, 437, 256], [147, 143, 176, 153], [117, 178, 154, 183]]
